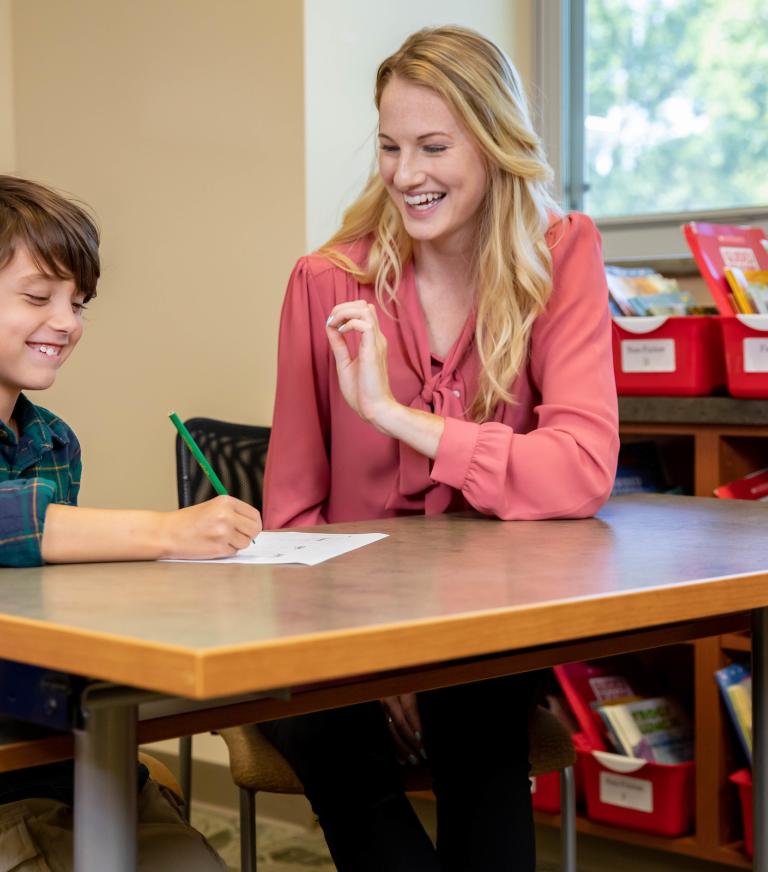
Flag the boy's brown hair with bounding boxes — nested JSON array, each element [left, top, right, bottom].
[[0, 175, 100, 301]]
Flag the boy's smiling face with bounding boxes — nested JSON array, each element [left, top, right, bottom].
[[0, 244, 86, 423]]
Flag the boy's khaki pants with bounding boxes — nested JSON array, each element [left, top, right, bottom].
[[0, 780, 226, 871]]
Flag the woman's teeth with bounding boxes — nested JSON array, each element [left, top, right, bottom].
[[33, 344, 60, 357], [404, 192, 445, 210]]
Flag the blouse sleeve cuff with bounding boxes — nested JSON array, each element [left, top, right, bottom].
[[430, 416, 481, 491]]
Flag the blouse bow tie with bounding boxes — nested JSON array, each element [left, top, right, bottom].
[[384, 266, 477, 515], [385, 369, 468, 515]]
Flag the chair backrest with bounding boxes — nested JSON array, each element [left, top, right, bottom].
[[175, 418, 271, 511]]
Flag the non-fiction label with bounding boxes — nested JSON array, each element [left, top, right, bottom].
[[743, 337, 768, 372], [621, 339, 676, 373], [599, 772, 653, 813]]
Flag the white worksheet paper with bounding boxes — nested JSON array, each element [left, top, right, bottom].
[[166, 532, 388, 566]]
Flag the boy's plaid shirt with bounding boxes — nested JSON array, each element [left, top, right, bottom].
[[0, 394, 81, 567]]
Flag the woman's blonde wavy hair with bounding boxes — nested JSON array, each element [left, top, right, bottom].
[[319, 26, 561, 421]]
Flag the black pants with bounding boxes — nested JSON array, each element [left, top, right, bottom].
[[260, 674, 536, 872]]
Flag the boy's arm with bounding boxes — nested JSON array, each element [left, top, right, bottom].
[[0, 479, 58, 567], [42, 496, 262, 563]]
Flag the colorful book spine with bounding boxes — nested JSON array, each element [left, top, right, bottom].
[[715, 663, 752, 764], [596, 696, 694, 764]]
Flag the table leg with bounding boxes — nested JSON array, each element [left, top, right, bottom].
[[753, 608, 767, 872], [74, 702, 138, 872]]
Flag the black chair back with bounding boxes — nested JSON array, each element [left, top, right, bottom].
[[175, 418, 271, 511]]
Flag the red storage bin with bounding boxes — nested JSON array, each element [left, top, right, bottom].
[[612, 316, 725, 396], [729, 768, 753, 858], [720, 314, 768, 398], [579, 747, 695, 837], [531, 770, 562, 813]]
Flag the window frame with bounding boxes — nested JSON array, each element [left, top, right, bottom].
[[534, 0, 768, 261]]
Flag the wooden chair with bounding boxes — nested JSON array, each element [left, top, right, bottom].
[[219, 706, 577, 872], [138, 751, 184, 802]]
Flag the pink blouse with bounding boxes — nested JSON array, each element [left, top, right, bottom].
[[263, 212, 619, 528]]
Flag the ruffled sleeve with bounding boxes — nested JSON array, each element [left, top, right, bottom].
[[430, 213, 619, 519], [263, 257, 333, 529]]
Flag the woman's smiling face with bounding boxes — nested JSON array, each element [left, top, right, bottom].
[[377, 76, 488, 253]]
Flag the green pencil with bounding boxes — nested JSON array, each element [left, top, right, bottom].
[[168, 412, 228, 496]]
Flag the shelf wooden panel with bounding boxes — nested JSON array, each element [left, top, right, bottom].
[[714, 842, 753, 869], [535, 812, 751, 868], [721, 632, 751, 653], [619, 396, 768, 428], [615, 401, 765, 868]]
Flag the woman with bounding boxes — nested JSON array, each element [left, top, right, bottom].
[[262, 26, 618, 872]]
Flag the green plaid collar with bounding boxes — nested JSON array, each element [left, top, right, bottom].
[[0, 394, 71, 469]]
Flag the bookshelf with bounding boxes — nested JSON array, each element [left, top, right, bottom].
[[534, 396, 766, 866], [619, 395, 768, 497]]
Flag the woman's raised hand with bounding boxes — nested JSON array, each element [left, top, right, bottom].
[[326, 300, 445, 458], [326, 301, 399, 429]]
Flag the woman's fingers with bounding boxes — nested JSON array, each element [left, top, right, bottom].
[[327, 300, 375, 328], [336, 318, 373, 337], [399, 692, 424, 746], [327, 302, 382, 346], [325, 319, 353, 365], [325, 299, 397, 426], [382, 696, 426, 765], [385, 700, 420, 765]]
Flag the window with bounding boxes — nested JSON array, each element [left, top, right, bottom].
[[583, 0, 768, 219], [535, 0, 768, 256]]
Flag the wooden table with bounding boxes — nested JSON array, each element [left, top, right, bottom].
[[1, 494, 768, 872]]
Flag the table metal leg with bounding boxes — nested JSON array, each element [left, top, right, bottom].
[[753, 608, 768, 872], [74, 702, 138, 872], [179, 735, 193, 821]]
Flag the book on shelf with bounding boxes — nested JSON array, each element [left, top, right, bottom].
[[596, 696, 694, 764], [553, 660, 640, 750], [724, 268, 768, 315], [715, 662, 752, 764], [612, 441, 669, 497], [683, 221, 768, 316], [714, 467, 768, 500], [605, 266, 696, 316]]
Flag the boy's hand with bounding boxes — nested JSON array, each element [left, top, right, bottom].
[[160, 495, 262, 559]]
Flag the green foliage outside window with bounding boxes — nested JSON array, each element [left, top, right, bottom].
[[585, 0, 768, 217]]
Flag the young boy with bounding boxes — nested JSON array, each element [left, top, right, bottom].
[[0, 175, 259, 869], [0, 174, 262, 565]]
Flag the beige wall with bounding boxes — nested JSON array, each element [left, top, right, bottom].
[[304, 0, 532, 250], [7, 2, 534, 512], [9, 0, 305, 510], [0, 0, 14, 170]]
